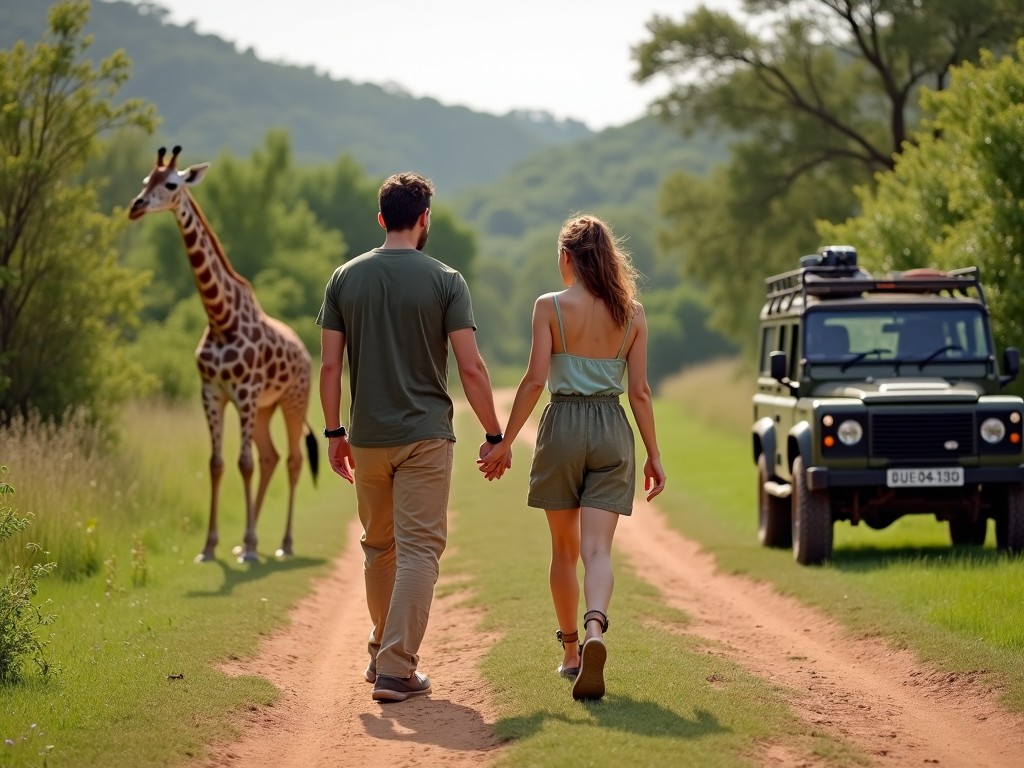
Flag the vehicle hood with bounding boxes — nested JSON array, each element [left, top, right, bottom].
[[812, 379, 984, 403]]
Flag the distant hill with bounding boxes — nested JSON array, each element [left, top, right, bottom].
[[0, 0, 592, 192], [453, 116, 726, 252], [2, 0, 731, 261], [1, 0, 737, 384]]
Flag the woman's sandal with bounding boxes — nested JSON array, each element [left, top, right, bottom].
[[572, 610, 609, 700], [555, 629, 580, 678]]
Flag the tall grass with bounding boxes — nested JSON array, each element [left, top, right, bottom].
[[1, 409, 128, 578], [0, 399, 349, 768], [0, 403, 219, 579], [658, 357, 753, 436]]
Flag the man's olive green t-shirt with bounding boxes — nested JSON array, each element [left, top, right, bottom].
[[315, 248, 476, 447]]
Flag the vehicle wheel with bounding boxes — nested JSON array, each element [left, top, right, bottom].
[[791, 456, 833, 565], [995, 483, 1024, 554], [757, 454, 792, 548], [949, 516, 987, 546]]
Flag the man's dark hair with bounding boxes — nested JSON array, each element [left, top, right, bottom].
[[378, 172, 435, 232]]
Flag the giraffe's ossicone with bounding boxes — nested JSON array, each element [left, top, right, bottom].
[[130, 146, 319, 563]]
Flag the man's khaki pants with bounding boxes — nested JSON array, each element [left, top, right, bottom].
[[352, 438, 453, 679]]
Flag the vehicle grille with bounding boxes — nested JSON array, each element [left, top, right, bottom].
[[870, 412, 976, 460]]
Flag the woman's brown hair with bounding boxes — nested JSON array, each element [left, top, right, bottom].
[[558, 214, 638, 327]]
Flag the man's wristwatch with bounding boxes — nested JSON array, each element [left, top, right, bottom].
[[485, 432, 504, 444], [323, 425, 347, 439]]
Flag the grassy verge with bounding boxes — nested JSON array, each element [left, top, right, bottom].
[[0, 401, 350, 767], [655, 360, 1024, 711], [3, 359, 1021, 766], [446, 412, 861, 767], [446, 358, 1024, 764]]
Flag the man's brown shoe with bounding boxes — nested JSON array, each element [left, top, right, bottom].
[[371, 672, 431, 702]]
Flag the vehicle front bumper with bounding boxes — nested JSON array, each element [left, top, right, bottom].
[[806, 465, 1024, 491]]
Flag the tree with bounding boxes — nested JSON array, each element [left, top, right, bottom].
[[296, 154, 478, 278], [633, 0, 1024, 351], [0, 1, 155, 424], [819, 41, 1024, 364], [298, 153, 383, 257]]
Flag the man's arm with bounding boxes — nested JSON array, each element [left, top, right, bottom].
[[449, 327, 507, 466], [319, 327, 354, 483]]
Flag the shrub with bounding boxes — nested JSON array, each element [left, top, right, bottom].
[[0, 467, 58, 684]]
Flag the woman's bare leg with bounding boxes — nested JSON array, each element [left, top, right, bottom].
[[546, 508, 581, 669], [579, 506, 618, 641]]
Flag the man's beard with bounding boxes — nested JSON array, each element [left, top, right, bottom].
[[417, 227, 429, 251]]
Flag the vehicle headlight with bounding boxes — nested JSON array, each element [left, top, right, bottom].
[[837, 419, 863, 446], [980, 417, 1006, 444]]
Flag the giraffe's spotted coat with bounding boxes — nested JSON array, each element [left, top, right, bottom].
[[129, 147, 317, 563]]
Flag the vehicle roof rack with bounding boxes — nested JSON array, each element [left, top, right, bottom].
[[763, 247, 984, 316]]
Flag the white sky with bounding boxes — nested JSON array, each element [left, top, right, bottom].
[[143, 0, 736, 130]]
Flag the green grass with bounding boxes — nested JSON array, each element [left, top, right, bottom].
[[3, 361, 1022, 766], [445, 413, 863, 767], [652, 367, 1024, 712], [0, 401, 350, 767]]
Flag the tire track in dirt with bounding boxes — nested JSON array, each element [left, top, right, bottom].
[[614, 502, 1024, 767], [196, 514, 505, 768]]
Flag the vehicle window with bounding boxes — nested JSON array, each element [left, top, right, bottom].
[[788, 322, 800, 380], [804, 308, 991, 362], [759, 326, 774, 374]]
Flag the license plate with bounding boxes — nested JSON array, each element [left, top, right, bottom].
[[886, 467, 964, 487]]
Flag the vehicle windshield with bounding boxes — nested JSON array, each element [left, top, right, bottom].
[[803, 307, 992, 369]]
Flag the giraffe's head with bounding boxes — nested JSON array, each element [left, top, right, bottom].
[[128, 145, 210, 220]]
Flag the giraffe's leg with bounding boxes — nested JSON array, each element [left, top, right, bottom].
[[236, 400, 259, 563], [277, 398, 307, 558], [251, 405, 279, 528], [197, 384, 227, 564]]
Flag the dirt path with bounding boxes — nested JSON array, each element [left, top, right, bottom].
[[197, 514, 506, 768], [195, 402, 1024, 767], [614, 505, 1024, 767]]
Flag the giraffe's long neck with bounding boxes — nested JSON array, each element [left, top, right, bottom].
[[175, 192, 261, 337]]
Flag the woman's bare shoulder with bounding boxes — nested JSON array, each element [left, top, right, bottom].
[[534, 291, 562, 309]]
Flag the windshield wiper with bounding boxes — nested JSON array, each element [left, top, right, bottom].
[[915, 344, 964, 369], [839, 348, 891, 372]]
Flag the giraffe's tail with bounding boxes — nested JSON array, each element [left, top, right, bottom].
[[304, 423, 319, 486]]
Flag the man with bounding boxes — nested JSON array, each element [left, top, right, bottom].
[[316, 172, 508, 703]]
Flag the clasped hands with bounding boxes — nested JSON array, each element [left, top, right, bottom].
[[477, 440, 511, 481]]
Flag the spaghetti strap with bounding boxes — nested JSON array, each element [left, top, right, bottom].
[[553, 294, 569, 352], [615, 318, 632, 359]]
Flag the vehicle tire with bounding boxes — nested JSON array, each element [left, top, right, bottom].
[[757, 454, 792, 548], [949, 516, 987, 546], [791, 456, 833, 565], [995, 483, 1024, 554]]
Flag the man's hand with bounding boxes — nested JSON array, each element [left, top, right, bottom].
[[477, 441, 512, 480], [329, 437, 355, 483]]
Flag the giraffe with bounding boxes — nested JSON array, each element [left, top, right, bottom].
[[129, 146, 318, 563]]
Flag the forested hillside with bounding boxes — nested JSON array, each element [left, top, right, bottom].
[[0, 0, 591, 193], [0, 0, 734, 425]]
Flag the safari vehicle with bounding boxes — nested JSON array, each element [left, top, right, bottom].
[[753, 245, 1024, 564]]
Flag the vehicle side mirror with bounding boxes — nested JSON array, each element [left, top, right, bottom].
[[1001, 347, 1020, 387], [770, 350, 799, 395], [770, 351, 787, 382]]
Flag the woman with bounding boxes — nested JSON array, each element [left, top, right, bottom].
[[479, 213, 666, 700]]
